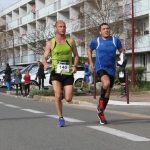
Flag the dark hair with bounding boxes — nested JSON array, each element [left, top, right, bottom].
[[98, 23, 109, 31]]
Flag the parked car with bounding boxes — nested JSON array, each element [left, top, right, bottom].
[[20, 65, 84, 90]]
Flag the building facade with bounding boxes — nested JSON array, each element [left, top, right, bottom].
[[0, 0, 150, 80]]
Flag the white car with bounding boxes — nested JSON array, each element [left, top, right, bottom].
[[21, 65, 84, 89]]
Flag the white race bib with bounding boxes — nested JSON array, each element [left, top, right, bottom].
[[56, 61, 69, 73]]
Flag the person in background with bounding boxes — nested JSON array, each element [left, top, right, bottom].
[[4, 63, 12, 94], [88, 23, 125, 125], [36, 61, 45, 90], [23, 70, 31, 96], [14, 68, 23, 95], [80, 60, 93, 94], [117, 53, 127, 96]]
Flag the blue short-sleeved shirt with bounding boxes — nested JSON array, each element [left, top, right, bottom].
[[89, 36, 122, 77], [83, 63, 91, 83], [83, 64, 91, 76]]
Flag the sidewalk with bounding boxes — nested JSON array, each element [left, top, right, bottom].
[[1, 88, 150, 105], [32, 91, 150, 106], [72, 92, 150, 104]]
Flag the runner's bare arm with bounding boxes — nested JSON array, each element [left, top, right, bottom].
[[70, 38, 79, 73], [87, 48, 94, 73], [42, 41, 51, 70]]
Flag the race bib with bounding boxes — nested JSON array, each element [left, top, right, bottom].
[[56, 61, 69, 73]]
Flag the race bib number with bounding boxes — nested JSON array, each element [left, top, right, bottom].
[[56, 61, 69, 73]]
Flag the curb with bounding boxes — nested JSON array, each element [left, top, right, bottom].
[[1, 92, 150, 106]]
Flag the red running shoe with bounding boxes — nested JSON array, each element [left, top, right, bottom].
[[97, 112, 107, 125]]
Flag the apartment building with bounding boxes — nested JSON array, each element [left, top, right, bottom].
[[0, 0, 150, 80]]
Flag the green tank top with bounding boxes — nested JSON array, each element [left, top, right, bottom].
[[50, 37, 73, 75]]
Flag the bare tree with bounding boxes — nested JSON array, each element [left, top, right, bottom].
[[76, 0, 131, 48], [22, 24, 54, 55], [0, 49, 9, 66]]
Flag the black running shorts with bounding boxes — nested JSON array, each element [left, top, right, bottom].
[[97, 70, 114, 88], [50, 71, 74, 86]]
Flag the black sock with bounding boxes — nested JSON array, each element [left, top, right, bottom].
[[104, 98, 109, 110], [100, 87, 106, 99]]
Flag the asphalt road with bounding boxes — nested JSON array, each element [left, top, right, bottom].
[[0, 94, 150, 150]]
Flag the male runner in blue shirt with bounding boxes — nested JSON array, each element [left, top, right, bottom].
[[87, 23, 125, 124]]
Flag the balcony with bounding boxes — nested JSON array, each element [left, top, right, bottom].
[[15, 56, 21, 64], [7, 19, 19, 30], [21, 54, 40, 64], [58, 0, 83, 9], [134, 0, 149, 15], [37, 2, 57, 19], [0, 19, 6, 26], [134, 34, 150, 51], [124, 0, 149, 18], [21, 13, 35, 25], [14, 37, 21, 47], [0, 42, 6, 49]]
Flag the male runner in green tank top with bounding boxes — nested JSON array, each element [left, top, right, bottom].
[[43, 20, 79, 127]]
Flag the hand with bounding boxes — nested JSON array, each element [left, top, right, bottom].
[[71, 66, 77, 74]]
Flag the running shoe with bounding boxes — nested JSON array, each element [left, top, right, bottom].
[[57, 117, 65, 127], [97, 112, 107, 125]]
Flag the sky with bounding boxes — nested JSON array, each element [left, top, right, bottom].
[[0, 0, 20, 11]]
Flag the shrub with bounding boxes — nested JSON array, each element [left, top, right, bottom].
[[29, 88, 54, 97], [126, 67, 146, 86], [116, 66, 146, 86]]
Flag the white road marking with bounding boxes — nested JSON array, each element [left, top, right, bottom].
[[88, 126, 150, 142], [21, 109, 45, 114], [1, 101, 150, 142], [4, 104, 21, 108], [46, 115, 85, 122], [109, 100, 150, 106]]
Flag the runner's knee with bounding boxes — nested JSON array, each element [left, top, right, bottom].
[[102, 81, 110, 90], [65, 97, 72, 102], [55, 94, 62, 101]]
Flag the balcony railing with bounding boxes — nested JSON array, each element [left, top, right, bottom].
[[37, 2, 57, 19], [21, 13, 35, 25], [0, 42, 6, 49], [0, 20, 6, 26], [58, 0, 83, 9], [135, 34, 150, 49], [134, 0, 149, 14], [7, 19, 19, 30], [125, 0, 149, 17], [125, 34, 150, 52], [21, 54, 41, 64], [5, 0, 84, 30]]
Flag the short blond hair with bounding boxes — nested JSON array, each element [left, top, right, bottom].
[[54, 20, 65, 27]]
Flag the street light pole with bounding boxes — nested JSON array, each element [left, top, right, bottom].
[[131, 0, 135, 86]]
